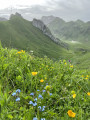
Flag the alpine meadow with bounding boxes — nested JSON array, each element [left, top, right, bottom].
[[0, 1, 90, 120]]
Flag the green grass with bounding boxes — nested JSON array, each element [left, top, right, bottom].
[[0, 45, 90, 120]]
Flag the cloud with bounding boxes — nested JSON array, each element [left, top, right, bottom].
[[0, 0, 90, 21]]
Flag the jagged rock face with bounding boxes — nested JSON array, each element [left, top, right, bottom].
[[32, 18, 60, 44], [0, 17, 7, 21]]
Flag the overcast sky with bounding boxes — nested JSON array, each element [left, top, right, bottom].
[[0, 0, 90, 21]]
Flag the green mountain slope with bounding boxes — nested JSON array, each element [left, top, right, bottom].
[[43, 17, 90, 44], [41, 16, 90, 69], [0, 14, 71, 59]]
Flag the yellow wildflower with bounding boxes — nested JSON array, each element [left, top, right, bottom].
[[21, 50, 25, 53], [67, 110, 76, 118], [40, 79, 44, 82], [86, 75, 89, 77], [70, 65, 73, 68], [73, 94, 76, 98], [85, 77, 88, 80], [82, 75, 84, 77], [87, 92, 90, 96], [16, 51, 21, 54], [32, 72, 37, 76], [65, 62, 67, 65]]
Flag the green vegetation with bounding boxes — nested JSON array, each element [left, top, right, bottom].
[[0, 14, 90, 70], [0, 45, 90, 120], [0, 14, 71, 60]]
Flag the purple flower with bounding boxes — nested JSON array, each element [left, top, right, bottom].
[[16, 89, 21, 93], [12, 92, 16, 96], [29, 101, 33, 105], [69, 60, 71, 62], [16, 97, 20, 101], [30, 92, 34, 96]]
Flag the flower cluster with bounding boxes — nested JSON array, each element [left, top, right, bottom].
[[12, 89, 21, 101], [32, 72, 38, 76], [67, 110, 76, 118], [16, 50, 25, 54]]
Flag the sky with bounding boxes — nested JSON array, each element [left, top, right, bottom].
[[0, 0, 90, 21]]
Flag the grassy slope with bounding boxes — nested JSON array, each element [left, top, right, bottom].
[[0, 46, 90, 120], [0, 15, 72, 59]]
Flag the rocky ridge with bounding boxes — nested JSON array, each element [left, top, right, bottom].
[[32, 18, 68, 48]]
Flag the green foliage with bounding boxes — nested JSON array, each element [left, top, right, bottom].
[[0, 46, 90, 120]]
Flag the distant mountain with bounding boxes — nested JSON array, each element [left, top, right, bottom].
[[0, 17, 7, 21], [41, 16, 90, 69], [41, 16, 56, 25], [41, 16, 90, 44], [0, 13, 70, 59]]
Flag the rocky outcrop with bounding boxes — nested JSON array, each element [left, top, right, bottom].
[[32, 18, 68, 48], [32, 19, 60, 44]]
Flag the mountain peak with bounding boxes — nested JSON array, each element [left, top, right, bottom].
[[10, 12, 22, 20]]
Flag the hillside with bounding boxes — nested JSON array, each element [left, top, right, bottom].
[[0, 46, 90, 120], [41, 16, 90, 44], [0, 13, 71, 59], [41, 16, 90, 69]]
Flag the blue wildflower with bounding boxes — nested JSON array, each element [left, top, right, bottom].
[[38, 106, 42, 110], [16, 89, 21, 93], [16, 97, 20, 101], [50, 93, 52, 96], [38, 106, 45, 111], [30, 92, 34, 96], [37, 90, 40, 91], [33, 117, 37, 120], [33, 102, 37, 106], [38, 94, 43, 99], [12, 92, 16, 96], [34, 98, 37, 101], [42, 90, 46, 92], [42, 106, 45, 111], [29, 101, 33, 105], [41, 118, 45, 120]]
